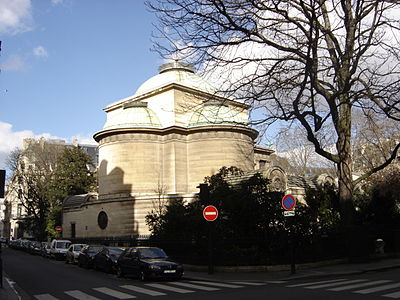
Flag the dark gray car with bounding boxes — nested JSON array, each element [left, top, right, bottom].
[[116, 247, 183, 281]]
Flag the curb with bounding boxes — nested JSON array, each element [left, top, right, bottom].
[[183, 258, 348, 273], [0, 274, 20, 300], [183, 253, 400, 274], [183, 264, 400, 283]]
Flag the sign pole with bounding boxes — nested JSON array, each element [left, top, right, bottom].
[[208, 222, 214, 274], [289, 225, 296, 275], [203, 205, 218, 274], [281, 194, 297, 275]]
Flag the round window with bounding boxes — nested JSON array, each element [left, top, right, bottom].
[[97, 211, 108, 230]]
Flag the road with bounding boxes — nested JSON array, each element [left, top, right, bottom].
[[2, 246, 400, 300]]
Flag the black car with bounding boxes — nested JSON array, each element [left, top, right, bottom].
[[116, 247, 183, 281], [28, 241, 42, 255], [77, 245, 103, 269], [93, 247, 125, 273]]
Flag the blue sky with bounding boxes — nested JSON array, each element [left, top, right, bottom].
[[0, 0, 285, 174], [0, 0, 165, 169]]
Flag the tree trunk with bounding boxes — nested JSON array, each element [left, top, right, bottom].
[[337, 155, 355, 227], [336, 95, 355, 227], [336, 102, 365, 260]]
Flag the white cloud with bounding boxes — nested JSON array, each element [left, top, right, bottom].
[[33, 45, 48, 58], [0, 54, 27, 71], [0, 121, 97, 170], [0, 122, 60, 170], [0, 0, 33, 35], [51, 0, 63, 5], [70, 134, 97, 146], [0, 121, 34, 170]]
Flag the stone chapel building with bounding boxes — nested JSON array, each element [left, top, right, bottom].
[[62, 61, 293, 239]]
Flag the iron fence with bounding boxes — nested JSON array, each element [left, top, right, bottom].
[[69, 226, 400, 266]]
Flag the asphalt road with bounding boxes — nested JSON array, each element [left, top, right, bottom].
[[2, 247, 400, 300]]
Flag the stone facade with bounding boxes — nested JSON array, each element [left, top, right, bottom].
[[62, 62, 273, 237]]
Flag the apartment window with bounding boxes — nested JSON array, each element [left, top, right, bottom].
[[259, 160, 266, 169], [17, 204, 22, 217]]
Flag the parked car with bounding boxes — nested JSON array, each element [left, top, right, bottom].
[[28, 241, 42, 255], [93, 246, 125, 273], [116, 247, 183, 281], [50, 239, 71, 260], [8, 239, 22, 249], [66, 244, 86, 264], [78, 245, 103, 269], [41, 242, 51, 257], [21, 239, 31, 251]]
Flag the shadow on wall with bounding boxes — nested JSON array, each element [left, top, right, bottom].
[[99, 160, 134, 194], [98, 160, 138, 235]]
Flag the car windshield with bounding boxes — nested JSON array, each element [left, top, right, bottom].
[[56, 242, 70, 249], [139, 248, 168, 259], [108, 248, 124, 256], [88, 246, 103, 253], [74, 245, 83, 251]]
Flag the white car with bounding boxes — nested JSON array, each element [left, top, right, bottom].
[[66, 243, 86, 264], [50, 239, 71, 260]]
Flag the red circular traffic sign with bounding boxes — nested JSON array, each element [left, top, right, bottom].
[[282, 194, 296, 210], [203, 205, 218, 221]]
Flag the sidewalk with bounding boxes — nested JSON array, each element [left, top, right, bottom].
[[0, 274, 21, 300], [184, 255, 400, 282]]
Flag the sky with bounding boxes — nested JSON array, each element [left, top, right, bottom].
[[0, 0, 164, 171]]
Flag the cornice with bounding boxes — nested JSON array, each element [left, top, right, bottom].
[[104, 83, 249, 112], [93, 124, 259, 142]]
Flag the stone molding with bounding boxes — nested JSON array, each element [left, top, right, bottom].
[[94, 124, 258, 143]]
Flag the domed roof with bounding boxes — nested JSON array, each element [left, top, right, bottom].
[[103, 102, 161, 130], [134, 61, 217, 96], [189, 102, 247, 127]]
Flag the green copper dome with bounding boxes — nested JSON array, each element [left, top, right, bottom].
[[189, 103, 247, 127], [103, 102, 161, 129], [134, 61, 217, 96]]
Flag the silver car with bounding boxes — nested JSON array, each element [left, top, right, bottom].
[[66, 244, 86, 264], [50, 239, 71, 260]]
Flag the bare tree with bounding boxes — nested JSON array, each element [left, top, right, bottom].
[[152, 178, 168, 218], [352, 111, 400, 173], [6, 140, 64, 240], [148, 0, 400, 227], [276, 124, 335, 176]]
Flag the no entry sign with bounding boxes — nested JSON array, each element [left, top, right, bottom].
[[282, 194, 296, 211], [203, 205, 218, 221]]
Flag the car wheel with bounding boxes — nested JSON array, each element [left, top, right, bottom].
[[139, 270, 147, 281], [116, 266, 124, 278]]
